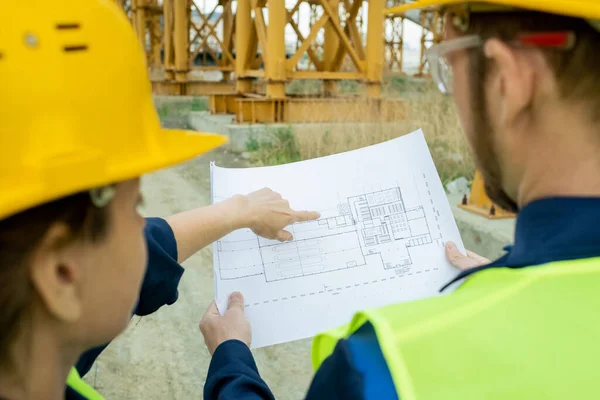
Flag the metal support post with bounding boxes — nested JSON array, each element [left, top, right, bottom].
[[164, 0, 175, 80], [323, 0, 340, 95], [149, 0, 162, 68], [174, 0, 189, 82], [130, 0, 138, 32], [266, 0, 286, 99], [222, 0, 234, 81], [135, 0, 147, 52], [235, 0, 253, 93], [366, 0, 384, 98]]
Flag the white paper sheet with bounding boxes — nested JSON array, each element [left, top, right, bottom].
[[211, 130, 464, 348]]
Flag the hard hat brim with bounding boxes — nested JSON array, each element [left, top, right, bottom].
[[386, 0, 600, 22], [0, 129, 228, 220]]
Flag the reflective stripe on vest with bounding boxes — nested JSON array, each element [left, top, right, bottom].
[[312, 258, 600, 400], [67, 367, 104, 400]]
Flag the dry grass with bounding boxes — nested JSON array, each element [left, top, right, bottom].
[[249, 77, 475, 185]]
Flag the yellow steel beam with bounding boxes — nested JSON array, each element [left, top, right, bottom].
[[266, 0, 287, 98], [287, 12, 324, 71], [173, 0, 189, 82], [458, 170, 516, 219], [251, 0, 269, 62], [163, 0, 175, 80], [366, 0, 384, 98], [332, 0, 365, 70], [152, 80, 236, 96], [222, 0, 234, 80], [345, 0, 366, 59], [194, 65, 235, 71], [149, 0, 162, 68], [189, 19, 222, 66], [235, 0, 254, 93], [323, 0, 340, 94], [234, 97, 406, 124], [289, 71, 364, 79], [248, 22, 261, 70], [320, 0, 365, 72], [287, 13, 330, 71], [289, 0, 303, 18], [385, 12, 404, 72], [193, 1, 235, 65], [243, 70, 266, 78], [210, 94, 239, 114], [135, 0, 147, 49]]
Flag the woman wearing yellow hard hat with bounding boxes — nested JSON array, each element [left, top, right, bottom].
[[0, 0, 319, 399], [199, 0, 600, 399]]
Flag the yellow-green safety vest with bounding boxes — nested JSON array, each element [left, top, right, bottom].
[[67, 368, 104, 400], [313, 257, 600, 400]]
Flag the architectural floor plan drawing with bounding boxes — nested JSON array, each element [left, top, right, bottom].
[[211, 130, 465, 348], [217, 186, 435, 283]]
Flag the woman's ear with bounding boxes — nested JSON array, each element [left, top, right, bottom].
[[29, 223, 83, 323]]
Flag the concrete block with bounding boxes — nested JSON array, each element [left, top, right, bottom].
[[188, 111, 235, 137], [447, 194, 515, 260]]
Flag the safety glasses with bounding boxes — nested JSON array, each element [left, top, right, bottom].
[[426, 32, 576, 95]]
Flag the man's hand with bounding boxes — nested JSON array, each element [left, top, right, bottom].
[[200, 292, 251, 355], [240, 188, 320, 242], [445, 241, 490, 270]]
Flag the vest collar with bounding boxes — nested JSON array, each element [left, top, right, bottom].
[[441, 197, 600, 291]]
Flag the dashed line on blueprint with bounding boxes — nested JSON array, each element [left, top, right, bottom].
[[244, 268, 439, 308]]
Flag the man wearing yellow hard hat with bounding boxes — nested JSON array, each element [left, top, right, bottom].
[[199, 0, 600, 399], [0, 0, 320, 399]]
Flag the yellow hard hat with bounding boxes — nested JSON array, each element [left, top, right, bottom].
[[0, 0, 227, 220], [387, 0, 600, 23]]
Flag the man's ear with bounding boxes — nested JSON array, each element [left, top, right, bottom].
[[29, 223, 83, 323], [483, 38, 536, 129]]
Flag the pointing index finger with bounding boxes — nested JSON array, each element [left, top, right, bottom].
[[292, 210, 321, 222]]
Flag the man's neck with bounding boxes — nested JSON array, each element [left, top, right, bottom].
[[516, 113, 600, 206], [0, 319, 81, 400]]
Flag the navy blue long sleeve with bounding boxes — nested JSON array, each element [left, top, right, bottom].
[[204, 340, 275, 400]]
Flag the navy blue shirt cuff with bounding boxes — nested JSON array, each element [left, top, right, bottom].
[[205, 340, 274, 400], [135, 217, 184, 316]]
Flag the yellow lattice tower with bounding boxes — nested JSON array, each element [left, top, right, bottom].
[[417, 8, 443, 76], [385, 0, 405, 74], [308, 2, 324, 71]]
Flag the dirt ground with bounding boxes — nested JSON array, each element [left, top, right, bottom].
[[83, 149, 314, 399]]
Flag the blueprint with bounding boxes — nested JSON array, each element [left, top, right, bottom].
[[211, 130, 465, 348]]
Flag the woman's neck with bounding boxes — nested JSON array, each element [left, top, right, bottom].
[[0, 320, 81, 400]]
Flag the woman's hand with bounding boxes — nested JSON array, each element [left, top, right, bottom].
[[200, 292, 251, 355], [445, 241, 490, 270], [239, 188, 320, 242]]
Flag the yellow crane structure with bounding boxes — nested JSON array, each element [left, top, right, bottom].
[[118, 0, 510, 219], [117, 0, 447, 124]]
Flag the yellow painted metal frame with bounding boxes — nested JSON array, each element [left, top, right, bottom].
[[458, 170, 516, 219], [224, 97, 406, 124], [417, 10, 444, 77], [122, 0, 445, 120], [152, 80, 236, 96]]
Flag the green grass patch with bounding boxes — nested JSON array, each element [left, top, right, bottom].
[[246, 127, 301, 166], [155, 97, 209, 119]]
